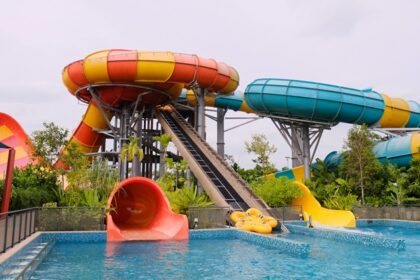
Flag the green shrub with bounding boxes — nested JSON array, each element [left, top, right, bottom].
[[251, 177, 303, 207], [323, 194, 358, 210], [0, 164, 60, 210]]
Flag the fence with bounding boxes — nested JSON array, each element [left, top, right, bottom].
[[35, 207, 106, 231], [353, 206, 420, 221], [269, 206, 303, 221], [0, 208, 37, 254], [187, 207, 230, 229], [0, 207, 105, 253]]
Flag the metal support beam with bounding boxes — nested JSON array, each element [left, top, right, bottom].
[[132, 110, 143, 176], [119, 104, 130, 180], [271, 119, 331, 180], [301, 125, 311, 179], [216, 108, 227, 157], [196, 87, 206, 139]]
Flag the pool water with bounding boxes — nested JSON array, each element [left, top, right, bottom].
[[279, 225, 420, 279], [30, 226, 419, 279]]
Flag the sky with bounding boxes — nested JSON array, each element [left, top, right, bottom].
[[1, 0, 419, 169]]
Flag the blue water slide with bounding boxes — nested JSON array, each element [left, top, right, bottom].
[[244, 79, 385, 125]]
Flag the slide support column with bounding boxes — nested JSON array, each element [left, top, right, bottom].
[[196, 87, 206, 139], [217, 108, 227, 157], [132, 110, 143, 177], [119, 104, 130, 180], [302, 125, 311, 180]]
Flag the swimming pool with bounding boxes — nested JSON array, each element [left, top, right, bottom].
[[2, 220, 419, 279]]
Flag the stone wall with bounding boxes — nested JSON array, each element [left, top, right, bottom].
[[353, 206, 420, 221]]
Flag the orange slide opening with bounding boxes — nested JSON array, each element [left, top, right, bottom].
[[107, 177, 189, 241]]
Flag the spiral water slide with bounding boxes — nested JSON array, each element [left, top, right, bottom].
[[62, 49, 269, 240], [181, 79, 420, 227]]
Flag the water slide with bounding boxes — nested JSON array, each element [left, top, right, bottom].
[[4, 48, 419, 230], [61, 49, 257, 240], [180, 78, 420, 227], [107, 177, 188, 241], [0, 113, 34, 178]]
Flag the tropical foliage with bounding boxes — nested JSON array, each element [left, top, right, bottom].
[[251, 177, 303, 207], [120, 136, 144, 161], [157, 158, 213, 214], [0, 164, 60, 210], [153, 133, 172, 177]]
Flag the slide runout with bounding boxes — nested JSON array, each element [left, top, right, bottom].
[[107, 177, 188, 241], [269, 166, 356, 228], [157, 107, 271, 216]]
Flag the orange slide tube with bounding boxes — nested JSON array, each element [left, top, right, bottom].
[[107, 177, 189, 241], [0, 113, 35, 176]]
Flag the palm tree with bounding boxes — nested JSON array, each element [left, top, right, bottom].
[[153, 133, 172, 178], [120, 136, 144, 177]]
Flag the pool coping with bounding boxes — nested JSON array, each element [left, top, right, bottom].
[[285, 223, 406, 250]]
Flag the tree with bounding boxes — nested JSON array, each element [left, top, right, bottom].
[[120, 136, 144, 177], [31, 122, 68, 166], [153, 133, 172, 178], [0, 164, 60, 210], [340, 124, 380, 205], [120, 136, 144, 162], [245, 134, 277, 175]]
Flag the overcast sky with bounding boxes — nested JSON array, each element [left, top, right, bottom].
[[1, 0, 419, 169]]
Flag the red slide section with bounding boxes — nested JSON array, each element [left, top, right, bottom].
[[0, 112, 34, 176], [107, 177, 189, 241]]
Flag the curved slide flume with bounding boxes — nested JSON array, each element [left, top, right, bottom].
[[62, 50, 240, 241], [62, 50, 240, 158], [107, 177, 188, 241], [181, 78, 419, 228], [0, 113, 34, 177]]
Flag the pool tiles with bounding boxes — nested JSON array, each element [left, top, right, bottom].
[[191, 228, 309, 257], [357, 219, 420, 229], [286, 224, 405, 251], [40, 231, 106, 243]]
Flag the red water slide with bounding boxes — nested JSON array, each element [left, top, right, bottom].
[[107, 177, 189, 241]]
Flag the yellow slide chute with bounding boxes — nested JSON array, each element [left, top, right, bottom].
[[290, 166, 355, 228]]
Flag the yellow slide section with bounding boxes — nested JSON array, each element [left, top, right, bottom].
[[291, 166, 356, 228]]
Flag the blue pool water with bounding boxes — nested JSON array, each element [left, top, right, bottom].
[[26, 224, 420, 279]]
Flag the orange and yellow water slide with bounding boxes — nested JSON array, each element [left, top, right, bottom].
[[61, 50, 239, 156], [60, 49, 240, 240], [0, 113, 34, 178]]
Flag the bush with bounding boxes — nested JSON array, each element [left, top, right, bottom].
[[251, 177, 303, 207], [0, 164, 60, 210], [323, 194, 358, 210]]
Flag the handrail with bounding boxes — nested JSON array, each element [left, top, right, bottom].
[[1, 208, 37, 253], [169, 108, 269, 200], [1, 207, 106, 254], [166, 106, 272, 213]]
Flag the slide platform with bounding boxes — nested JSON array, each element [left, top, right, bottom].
[[107, 177, 189, 241]]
